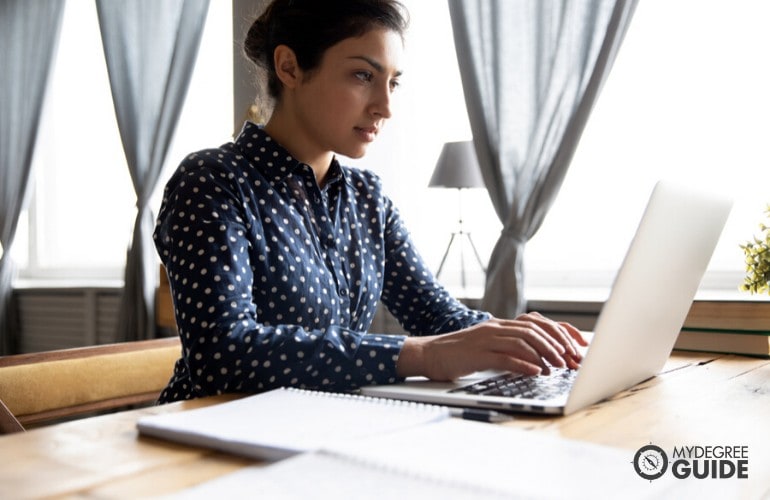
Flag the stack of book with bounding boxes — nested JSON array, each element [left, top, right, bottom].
[[675, 299, 770, 357]]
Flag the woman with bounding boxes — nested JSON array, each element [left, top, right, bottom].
[[154, 0, 586, 404]]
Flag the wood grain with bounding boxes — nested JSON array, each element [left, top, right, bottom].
[[1, 354, 768, 499]]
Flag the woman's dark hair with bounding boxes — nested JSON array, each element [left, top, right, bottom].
[[244, 0, 409, 103]]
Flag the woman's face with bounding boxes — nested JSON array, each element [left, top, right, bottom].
[[291, 28, 404, 160]]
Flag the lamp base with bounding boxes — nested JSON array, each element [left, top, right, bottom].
[[435, 230, 487, 290]]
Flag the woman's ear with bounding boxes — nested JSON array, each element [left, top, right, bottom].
[[273, 45, 301, 90]]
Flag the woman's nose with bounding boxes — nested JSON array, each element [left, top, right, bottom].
[[371, 84, 393, 119]]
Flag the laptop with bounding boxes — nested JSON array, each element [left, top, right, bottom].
[[361, 180, 733, 415]]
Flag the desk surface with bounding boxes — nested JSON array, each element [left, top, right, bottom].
[[2, 351, 769, 499]]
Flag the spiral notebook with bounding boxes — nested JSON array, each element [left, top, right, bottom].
[[136, 387, 450, 461]]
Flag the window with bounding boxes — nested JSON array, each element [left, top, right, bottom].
[[524, 0, 770, 295], [350, 0, 770, 296], [359, 0, 770, 296], [15, 1, 233, 281]]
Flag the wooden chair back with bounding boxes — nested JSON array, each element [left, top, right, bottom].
[[0, 337, 180, 434]]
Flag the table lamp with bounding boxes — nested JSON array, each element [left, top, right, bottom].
[[428, 140, 487, 288]]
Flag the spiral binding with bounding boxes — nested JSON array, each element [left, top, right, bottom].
[[282, 387, 449, 413]]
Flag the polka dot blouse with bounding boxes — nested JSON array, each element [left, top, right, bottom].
[[153, 122, 490, 403]]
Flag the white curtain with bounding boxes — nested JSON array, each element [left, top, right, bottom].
[[96, 0, 210, 341], [0, 0, 65, 354], [448, 0, 638, 317]]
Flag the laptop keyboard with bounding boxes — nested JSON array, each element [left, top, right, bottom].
[[449, 368, 578, 400]]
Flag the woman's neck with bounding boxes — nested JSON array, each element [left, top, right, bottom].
[[263, 111, 333, 187]]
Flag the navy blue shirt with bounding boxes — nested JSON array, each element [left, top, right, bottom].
[[154, 122, 490, 403]]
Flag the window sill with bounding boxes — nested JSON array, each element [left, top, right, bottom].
[[13, 279, 124, 291]]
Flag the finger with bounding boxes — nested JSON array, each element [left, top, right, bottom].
[[554, 322, 582, 360], [513, 318, 575, 367], [494, 329, 565, 371], [487, 351, 544, 376], [562, 322, 590, 347], [565, 355, 581, 370], [493, 315, 567, 355], [518, 317, 586, 370], [557, 324, 587, 364], [527, 312, 585, 358]]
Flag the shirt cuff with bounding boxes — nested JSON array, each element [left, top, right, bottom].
[[351, 333, 408, 387]]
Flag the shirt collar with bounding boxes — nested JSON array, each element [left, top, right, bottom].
[[235, 121, 351, 188]]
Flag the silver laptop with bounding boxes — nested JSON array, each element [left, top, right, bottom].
[[361, 180, 732, 415]]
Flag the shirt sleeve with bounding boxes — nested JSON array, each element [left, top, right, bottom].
[[154, 158, 405, 399], [378, 194, 491, 335]]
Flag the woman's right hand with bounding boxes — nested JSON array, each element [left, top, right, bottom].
[[395, 313, 587, 381]]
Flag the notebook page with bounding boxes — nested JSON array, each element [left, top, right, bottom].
[[163, 419, 705, 499], [324, 419, 698, 499], [160, 452, 514, 500], [137, 387, 450, 461]]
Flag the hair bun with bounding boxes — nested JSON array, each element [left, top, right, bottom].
[[244, 17, 268, 67]]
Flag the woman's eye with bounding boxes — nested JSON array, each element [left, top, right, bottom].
[[389, 79, 400, 92], [355, 71, 373, 83]]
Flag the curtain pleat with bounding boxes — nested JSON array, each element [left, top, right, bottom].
[[0, 0, 66, 354], [96, 0, 210, 341], [448, 0, 638, 317]]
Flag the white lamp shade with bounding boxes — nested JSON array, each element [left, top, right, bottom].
[[428, 141, 485, 189]]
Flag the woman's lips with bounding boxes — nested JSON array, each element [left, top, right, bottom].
[[355, 126, 378, 142]]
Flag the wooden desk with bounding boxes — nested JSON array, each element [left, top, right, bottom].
[[1, 351, 768, 499]]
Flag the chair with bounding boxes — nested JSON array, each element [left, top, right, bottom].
[[0, 337, 180, 434]]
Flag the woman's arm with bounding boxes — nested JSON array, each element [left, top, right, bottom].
[[375, 183, 586, 380], [378, 194, 490, 334]]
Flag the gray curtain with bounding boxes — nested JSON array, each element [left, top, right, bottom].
[[448, 0, 638, 318], [0, 0, 66, 355], [96, 0, 210, 341]]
